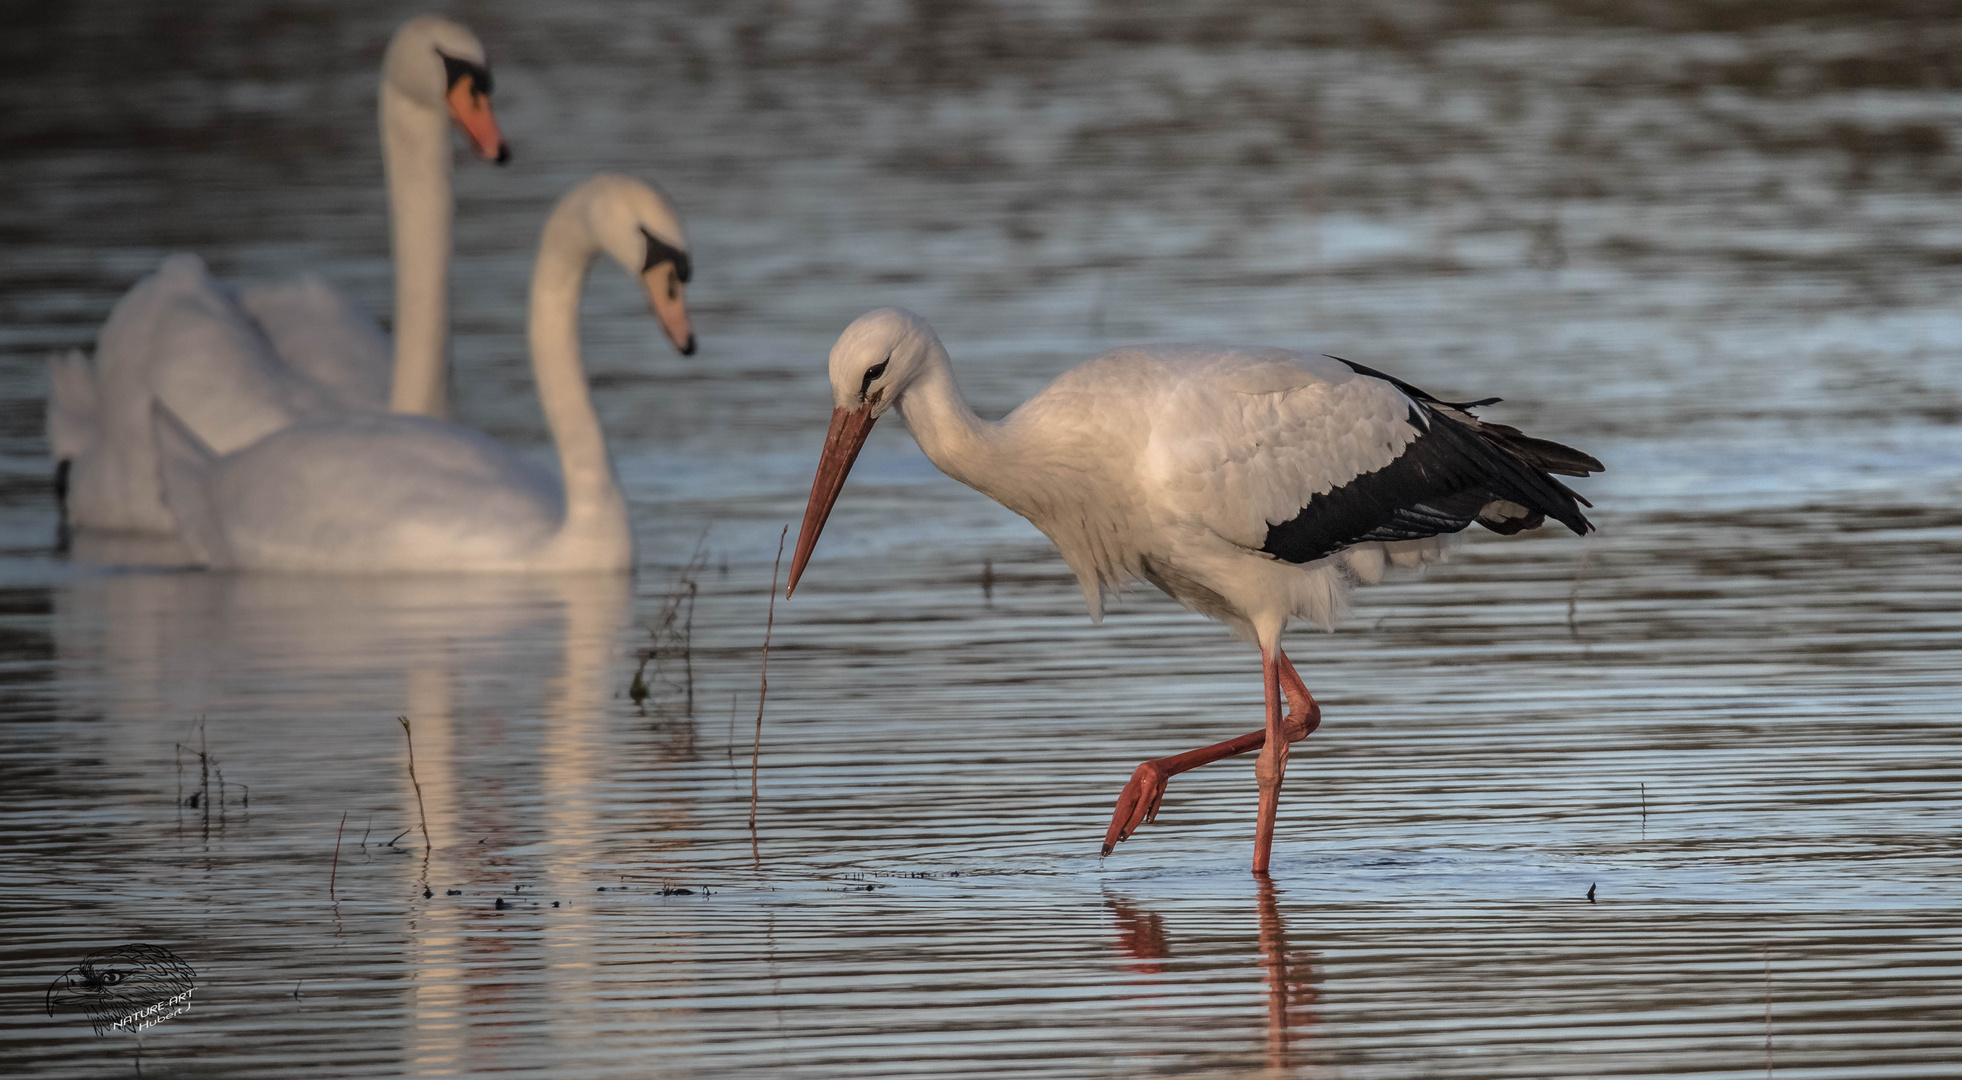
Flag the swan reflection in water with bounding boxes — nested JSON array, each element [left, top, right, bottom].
[[51, 564, 635, 866], [1108, 880, 1320, 1072], [52, 565, 652, 1071], [53, 568, 628, 757]]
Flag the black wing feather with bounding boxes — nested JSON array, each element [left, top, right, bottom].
[[1327, 356, 1503, 412], [1260, 366, 1603, 565]]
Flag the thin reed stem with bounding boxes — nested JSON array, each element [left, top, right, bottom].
[[398, 717, 431, 852], [751, 526, 788, 834], [330, 811, 348, 901]]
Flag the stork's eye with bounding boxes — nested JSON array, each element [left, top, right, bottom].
[[860, 359, 889, 398]]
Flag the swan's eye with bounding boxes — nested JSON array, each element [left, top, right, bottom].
[[640, 226, 692, 282], [860, 359, 889, 399], [438, 53, 493, 96]]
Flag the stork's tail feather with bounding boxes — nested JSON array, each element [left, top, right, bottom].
[[1398, 406, 1598, 539], [1474, 421, 1604, 478], [1457, 418, 1600, 536], [152, 402, 231, 568]]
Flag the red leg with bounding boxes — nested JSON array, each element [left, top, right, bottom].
[[1251, 645, 1285, 874], [1102, 648, 1322, 856]]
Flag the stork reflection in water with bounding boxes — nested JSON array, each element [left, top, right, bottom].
[[1107, 883, 1319, 1067]]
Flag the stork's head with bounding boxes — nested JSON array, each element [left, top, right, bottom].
[[384, 16, 511, 164], [825, 307, 940, 417], [787, 308, 942, 596]]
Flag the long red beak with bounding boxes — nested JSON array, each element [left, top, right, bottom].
[[786, 406, 878, 598]]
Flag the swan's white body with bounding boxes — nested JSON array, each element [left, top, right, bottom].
[[158, 175, 689, 573], [51, 16, 503, 534], [57, 256, 385, 534]]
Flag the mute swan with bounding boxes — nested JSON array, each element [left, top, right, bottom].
[[51, 15, 513, 536], [156, 174, 694, 573]]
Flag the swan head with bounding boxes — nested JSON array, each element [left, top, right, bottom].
[[578, 174, 697, 356], [384, 16, 510, 164], [785, 308, 945, 597]]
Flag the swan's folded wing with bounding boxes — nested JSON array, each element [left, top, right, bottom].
[[146, 262, 335, 455], [239, 274, 391, 412], [196, 417, 564, 571], [152, 402, 233, 568]]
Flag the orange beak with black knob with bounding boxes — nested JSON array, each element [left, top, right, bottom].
[[445, 75, 509, 163], [642, 263, 695, 356]]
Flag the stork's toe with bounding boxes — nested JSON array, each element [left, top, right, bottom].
[[1103, 760, 1170, 855]]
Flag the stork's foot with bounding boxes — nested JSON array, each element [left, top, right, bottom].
[[1100, 703, 1321, 857], [1103, 760, 1170, 855]]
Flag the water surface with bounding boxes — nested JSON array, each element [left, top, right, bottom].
[[2, 2, 1960, 1076]]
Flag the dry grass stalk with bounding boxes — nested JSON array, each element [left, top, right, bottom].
[[398, 716, 431, 852], [1567, 542, 1594, 641], [631, 541, 709, 714], [330, 811, 348, 901], [199, 720, 210, 835], [751, 526, 788, 833]]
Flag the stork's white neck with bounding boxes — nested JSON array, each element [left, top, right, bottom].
[[380, 79, 453, 419], [894, 347, 1001, 496], [890, 337, 1136, 622], [527, 188, 628, 556]]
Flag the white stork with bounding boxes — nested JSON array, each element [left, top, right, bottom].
[[786, 308, 1602, 875]]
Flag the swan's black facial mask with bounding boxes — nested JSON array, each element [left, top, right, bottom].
[[640, 227, 692, 283], [439, 53, 493, 96]]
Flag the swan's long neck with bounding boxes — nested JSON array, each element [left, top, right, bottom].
[[528, 199, 626, 546], [381, 81, 453, 419], [896, 350, 1004, 498]]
